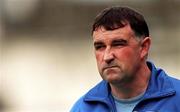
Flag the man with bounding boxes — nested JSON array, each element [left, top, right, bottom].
[[70, 6, 180, 112]]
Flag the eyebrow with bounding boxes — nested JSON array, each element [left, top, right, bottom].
[[94, 41, 104, 46], [112, 39, 128, 44]]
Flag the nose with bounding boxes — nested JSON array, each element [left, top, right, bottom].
[[103, 47, 114, 64]]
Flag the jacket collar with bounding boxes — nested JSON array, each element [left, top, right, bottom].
[[84, 61, 176, 103], [143, 61, 176, 99], [84, 80, 112, 104]]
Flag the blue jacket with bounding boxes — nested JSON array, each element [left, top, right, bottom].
[[70, 62, 180, 112]]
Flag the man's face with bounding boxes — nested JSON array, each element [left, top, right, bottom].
[[93, 25, 145, 84]]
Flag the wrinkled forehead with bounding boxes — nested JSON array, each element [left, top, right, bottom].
[[92, 25, 135, 40]]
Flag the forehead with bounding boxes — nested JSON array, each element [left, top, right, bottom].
[[93, 25, 135, 40]]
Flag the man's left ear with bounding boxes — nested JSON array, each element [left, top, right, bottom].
[[140, 37, 151, 59]]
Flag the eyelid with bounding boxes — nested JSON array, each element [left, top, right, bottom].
[[94, 42, 105, 50]]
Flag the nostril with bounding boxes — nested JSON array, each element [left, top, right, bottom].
[[103, 47, 114, 64], [105, 58, 114, 64], [104, 53, 114, 64]]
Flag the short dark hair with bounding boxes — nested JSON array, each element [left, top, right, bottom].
[[92, 6, 149, 38]]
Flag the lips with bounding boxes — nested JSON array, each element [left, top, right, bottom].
[[103, 66, 119, 71]]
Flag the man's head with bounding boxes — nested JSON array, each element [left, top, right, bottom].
[[92, 6, 151, 85], [92, 6, 149, 39]]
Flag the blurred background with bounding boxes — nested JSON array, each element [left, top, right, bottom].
[[0, 0, 180, 112]]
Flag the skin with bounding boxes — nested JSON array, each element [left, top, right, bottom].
[[93, 24, 151, 99]]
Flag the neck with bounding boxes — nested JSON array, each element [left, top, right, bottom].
[[110, 62, 151, 99]]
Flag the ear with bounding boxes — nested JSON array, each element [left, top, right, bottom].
[[140, 37, 151, 59]]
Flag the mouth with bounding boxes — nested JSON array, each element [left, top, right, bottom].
[[103, 66, 119, 70], [102, 66, 120, 75]]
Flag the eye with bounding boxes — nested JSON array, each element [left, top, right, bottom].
[[94, 42, 105, 50], [94, 44, 105, 50]]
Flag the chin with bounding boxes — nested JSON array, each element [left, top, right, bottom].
[[105, 73, 129, 84], [106, 75, 122, 84]]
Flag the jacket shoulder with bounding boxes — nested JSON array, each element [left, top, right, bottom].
[[70, 80, 109, 112], [70, 96, 84, 112]]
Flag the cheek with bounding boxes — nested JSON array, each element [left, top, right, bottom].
[[115, 48, 128, 57], [115, 48, 139, 61], [95, 52, 105, 71], [95, 52, 102, 64]]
